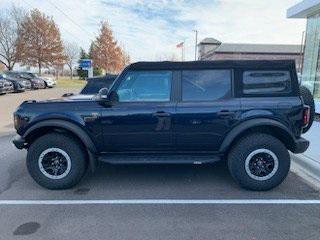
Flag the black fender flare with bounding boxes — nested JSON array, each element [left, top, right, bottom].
[[219, 118, 296, 153], [23, 119, 97, 171]]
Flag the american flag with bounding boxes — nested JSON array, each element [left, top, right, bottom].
[[176, 42, 184, 48]]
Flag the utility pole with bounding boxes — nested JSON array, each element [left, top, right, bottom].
[[193, 30, 198, 60], [299, 31, 306, 74]]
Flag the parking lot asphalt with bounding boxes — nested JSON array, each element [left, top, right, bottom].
[[0, 133, 320, 240]]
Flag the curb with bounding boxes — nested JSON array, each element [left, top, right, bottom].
[[290, 153, 320, 191]]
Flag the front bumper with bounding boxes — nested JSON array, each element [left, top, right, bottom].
[[0, 86, 14, 94], [292, 137, 309, 154], [45, 81, 55, 87], [31, 81, 46, 89], [21, 82, 32, 90], [0, 88, 6, 94], [12, 135, 27, 149]]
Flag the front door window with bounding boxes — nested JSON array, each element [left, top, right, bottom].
[[116, 71, 172, 102]]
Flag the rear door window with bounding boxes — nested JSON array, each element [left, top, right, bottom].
[[242, 71, 291, 95], [182, 70, 231, 101]]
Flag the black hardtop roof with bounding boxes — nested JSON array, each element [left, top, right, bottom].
[[128, 60, 296, 70]]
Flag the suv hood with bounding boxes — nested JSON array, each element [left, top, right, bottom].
[[32, 94, 96, 103], [67, 94, 95, 100]]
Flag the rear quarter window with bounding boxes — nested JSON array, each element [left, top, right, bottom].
[[242, 70, 291, 95]]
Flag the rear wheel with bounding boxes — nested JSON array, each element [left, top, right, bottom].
[[27, 133, 87, 189], [228, 133, 290, 191]]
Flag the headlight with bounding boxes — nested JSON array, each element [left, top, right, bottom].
[[14, 114, 30, 130], [14, 115, 19, 130], [0, 82, 3, 87]]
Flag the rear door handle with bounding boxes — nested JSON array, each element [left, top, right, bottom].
[[153, 111, 171, 117]]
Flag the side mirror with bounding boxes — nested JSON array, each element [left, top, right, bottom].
[[98, 87, 109, 101]]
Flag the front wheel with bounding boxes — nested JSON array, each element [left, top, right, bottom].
[[228, 133, 290, 191], [27, 133, 88, 189]]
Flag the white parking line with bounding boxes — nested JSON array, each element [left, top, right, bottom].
[[0, 199, 320, 205]]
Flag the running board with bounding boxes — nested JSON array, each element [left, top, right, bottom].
[[98, 154, 221, 165]]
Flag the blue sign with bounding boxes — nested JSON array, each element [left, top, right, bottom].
[[79, 59, 92, 69]]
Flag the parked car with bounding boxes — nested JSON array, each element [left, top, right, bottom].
[[0, 72, 31, 92], [40, 75, 56, 88], [62, 74, 118, 100], [21, 72, 56, 88], [6, 71, 46, 89], [0, 77, 14, 95], [19, 72, 47, 89], [12, 60, 314, 191], [81, 74, 118, 94]]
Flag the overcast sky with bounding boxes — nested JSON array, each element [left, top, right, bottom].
[[1, 0, 306, 62]]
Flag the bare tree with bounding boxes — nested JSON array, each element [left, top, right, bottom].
[[64, 42, 79, 79], [0, 5, 26, 70]]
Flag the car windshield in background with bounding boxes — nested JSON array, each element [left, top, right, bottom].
[[80, 74, 117, 94], [26, 73, 38, 78], [19, 73, 29, 78]]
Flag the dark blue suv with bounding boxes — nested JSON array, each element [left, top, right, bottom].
[[12, 60, 314, 190]]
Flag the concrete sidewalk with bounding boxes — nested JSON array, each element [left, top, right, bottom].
[[291, 120, 320, 189]]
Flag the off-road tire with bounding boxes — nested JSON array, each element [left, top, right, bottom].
[[300, 86, 315, 133], [27, 133, 87, 189], [228, 133, 290, 191]]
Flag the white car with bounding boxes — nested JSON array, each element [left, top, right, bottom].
[[41, 76, 56, 88]]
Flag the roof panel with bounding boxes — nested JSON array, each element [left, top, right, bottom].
[[128, 60, 296, 70], [199, 38, 221, 44]]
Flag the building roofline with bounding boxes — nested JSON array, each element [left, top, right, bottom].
[[287, 0, 320, 18], [207, 51, 301, 56]]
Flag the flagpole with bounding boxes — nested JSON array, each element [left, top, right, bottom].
[[176, 42, 184, 61], [182, 45, 184, 61], [181, 45, 183, 62]]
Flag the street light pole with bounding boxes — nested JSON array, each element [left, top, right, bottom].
[[193, 30, 198, 60]]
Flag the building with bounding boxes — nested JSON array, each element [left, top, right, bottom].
[[198, 38, 303, 72], [287, 0, 320, 101]]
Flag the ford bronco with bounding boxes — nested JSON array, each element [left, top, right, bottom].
[[12, 60, 314, 191]]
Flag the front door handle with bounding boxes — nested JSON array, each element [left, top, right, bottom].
[[153, 111, 171, 117]]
